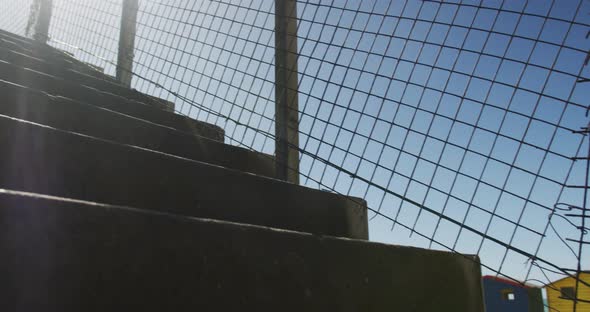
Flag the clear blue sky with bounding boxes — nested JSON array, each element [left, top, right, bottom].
[[0, 0, 588, 286]]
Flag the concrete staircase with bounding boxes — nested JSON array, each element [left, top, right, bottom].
[[0, 29, 484, 311]]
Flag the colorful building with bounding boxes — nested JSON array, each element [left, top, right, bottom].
[[482, 276, 544, 312], [545, 273, 590, 312]]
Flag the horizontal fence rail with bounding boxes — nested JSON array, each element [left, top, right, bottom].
[[1, 0, 589, 309]]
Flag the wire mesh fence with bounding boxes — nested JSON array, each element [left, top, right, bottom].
[[0, 0, 589, 307], [0, 0, 34, 36]]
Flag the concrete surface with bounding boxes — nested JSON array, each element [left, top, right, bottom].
[[0, 81, 274, 178], [0, 60, 225, 141], [0, 44, 167, 108], [0, 116, 368, 239], [0, 188, 484, 312]]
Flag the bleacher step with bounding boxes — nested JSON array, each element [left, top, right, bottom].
[[0, 81, 275, 178], [0, 44, 171, 108], [0, 30, 111, 79], [0, 115, 368, 239], [0, 188, 484, 312], [0, 60, 224, 142]]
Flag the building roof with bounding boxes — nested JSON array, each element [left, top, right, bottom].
[[545, 272, 590, 287], [483, 275, 537, 289]]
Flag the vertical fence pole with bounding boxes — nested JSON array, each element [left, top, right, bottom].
[[26, 0, 53, 43], [274, 0, 300, 184], [117, 0, 139, 87]]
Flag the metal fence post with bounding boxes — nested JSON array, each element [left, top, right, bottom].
[[274, 0, 300, 184], [26, 0, 53, 43], [117, 0, 139, 87]]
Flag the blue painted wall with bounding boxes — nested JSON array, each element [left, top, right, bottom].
[[483, 277, 530, 312]]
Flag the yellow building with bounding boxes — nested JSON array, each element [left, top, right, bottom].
[[545, 273, 590, 312]]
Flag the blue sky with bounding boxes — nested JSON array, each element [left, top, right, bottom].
[[0, 0, 588, 287]]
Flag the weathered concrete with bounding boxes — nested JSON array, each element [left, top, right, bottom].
[[0, 33, 218, 135], [0, 29, 485, 311], [0, 60, 225, 141], [0, 34, 112, 80], [1, 29, 110, 71], [274, 0, 300, 184], [0, 81, 274, 178], [0, 43, 106, 80], [0, 116, 368, 239], [144, 94, 175, 112], [25, 0, 53, 43], [0, 44, 180, 113], [0, 189, 484, 312], [116, 0, 138, 87], [0, 34, 76, 66], [2, 27, 47, 46]]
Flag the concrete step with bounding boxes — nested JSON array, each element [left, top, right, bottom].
[[0, 188, 484, 312], [0, 28, 33, 42], [0, 35, 69, 63], [0, 36, 176, 112], [0, 115, 367, 239], [0, 30, 110, 80], [0, 29, 51, 49], [0, 38, 75, 70], [0, 44, 175, 112], [0, 42, 118, 87], [0, 43, 173, 110], [0, 60, 224, 142], [0, 80, 275, 178]]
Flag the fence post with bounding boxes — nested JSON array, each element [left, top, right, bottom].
[[117, 0, 139, 87], [274, 0, 300, 184], [26, 0, 53, 43]]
